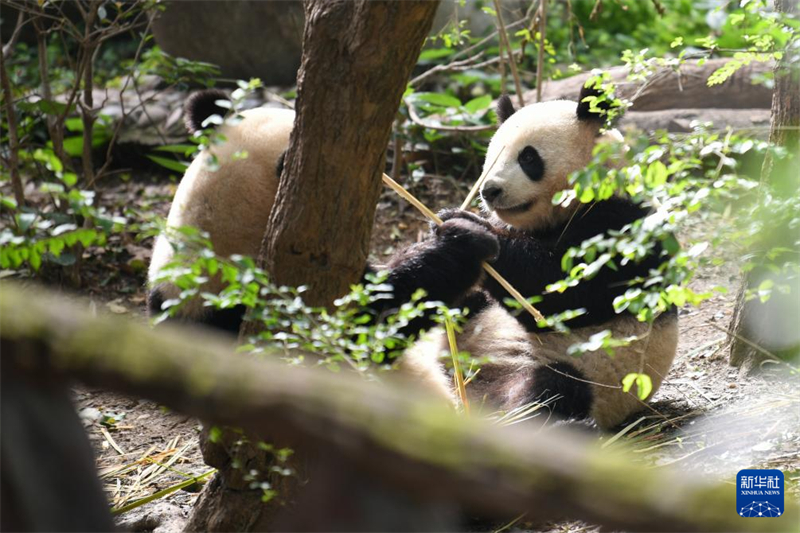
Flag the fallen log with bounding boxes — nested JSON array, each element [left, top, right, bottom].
[[527, 58, 774, 111], [1, 283, 796, 532]]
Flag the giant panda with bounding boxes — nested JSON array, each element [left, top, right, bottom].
[[148, 86, 678, 430], [381, 86, 679, 429], [147, 90, 294, 332]]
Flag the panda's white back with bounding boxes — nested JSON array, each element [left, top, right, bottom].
[[148, 107, 294, 319], [167, 107, 294, 258]]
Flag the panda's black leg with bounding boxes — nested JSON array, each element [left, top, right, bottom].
[[147, 287, 165, 318], [528, 361, 593, 422], [148, 287, 245, 336], [199, 306, 247, 335]]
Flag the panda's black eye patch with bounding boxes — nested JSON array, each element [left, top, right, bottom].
[[518, 145, 545, 182]]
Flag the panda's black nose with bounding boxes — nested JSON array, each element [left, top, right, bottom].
[[482, 185, 502, 203]]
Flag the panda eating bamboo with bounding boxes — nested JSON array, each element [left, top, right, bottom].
[[148, 86, 678, 429]]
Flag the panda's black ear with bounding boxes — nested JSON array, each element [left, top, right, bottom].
[[184, 89, 230, 134], [496, 94, 517, 124], [576, 82, 612, 123]]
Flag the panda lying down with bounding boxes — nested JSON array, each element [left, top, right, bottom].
[[148, 87, 678, 429]]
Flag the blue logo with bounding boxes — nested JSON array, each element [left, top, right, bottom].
[[737, 469, 784, 517]]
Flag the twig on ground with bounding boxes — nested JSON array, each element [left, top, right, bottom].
[[100, 426, 126, 455]]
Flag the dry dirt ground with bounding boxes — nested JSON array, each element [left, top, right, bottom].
[[69, 175, 799, 532]]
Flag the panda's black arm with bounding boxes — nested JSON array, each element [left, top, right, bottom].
[[362, 218, 499, 337], [486, 199, 670, 330]]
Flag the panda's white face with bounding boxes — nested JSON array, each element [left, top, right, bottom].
[[480, 100, 600, 231]]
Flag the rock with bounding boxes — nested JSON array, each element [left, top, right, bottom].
[[79, 407, 102, 424], [115, 501, 188, 533], [151, 1, 304, 87]]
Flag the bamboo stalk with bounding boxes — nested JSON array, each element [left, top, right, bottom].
[[460, 146, 505, 210], [381, 173, 545, 323], [444, 314, 470, 415], [111, 469, 216, 515]]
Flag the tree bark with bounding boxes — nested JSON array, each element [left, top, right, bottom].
[[2, 283, 797, 533], [729, 0, 800, 371], [193, 2, 440, 530]]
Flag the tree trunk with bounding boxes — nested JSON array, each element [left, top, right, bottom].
[[1, 360, 114, 532], [192, 2, 439, 530], [3, 283, 797, 533], [261, 0, 439, 306], [729, 0, 800, 371]]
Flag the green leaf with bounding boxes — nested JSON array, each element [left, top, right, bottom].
[[154, 144, 198, 156], [622, 373, 653, 401], [77, 229, 98, 247], [662, 234, 680, 255], [63, 133, 109, 157], [62, 172, 78, 187], [757, 279, 774, 303], [418, 48, 454, 62], [1, 196, 17, 210], [463, 95, 492, 114], [49, 238, 65, 256], [578, 186, 595, 203], [29, 249, 41, 271], [645, 161, 667, 187], [32, 99, 70, 116], [413, 92, 462, 109], [17, 213, 36, 232], [34, 149, 63, 173], [65, 117, 84, 132], [208, 426, 223, 443], [147, 155, 189, 173]]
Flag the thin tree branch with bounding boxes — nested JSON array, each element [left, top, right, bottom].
[[0, 41, 25, 207], [493, 0, 525, 107], [536, 0, 548, 103], [1, 9, 27, 57], [405, 99, 495, 132]]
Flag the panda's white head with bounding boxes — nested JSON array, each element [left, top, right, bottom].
[[480, 85, 622, 231]]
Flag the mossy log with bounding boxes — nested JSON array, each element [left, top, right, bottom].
[[1, 283, 796, 532]]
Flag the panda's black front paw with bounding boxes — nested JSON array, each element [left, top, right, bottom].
[[436, 208, 495, 231], [436, 218, 499, 262]]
